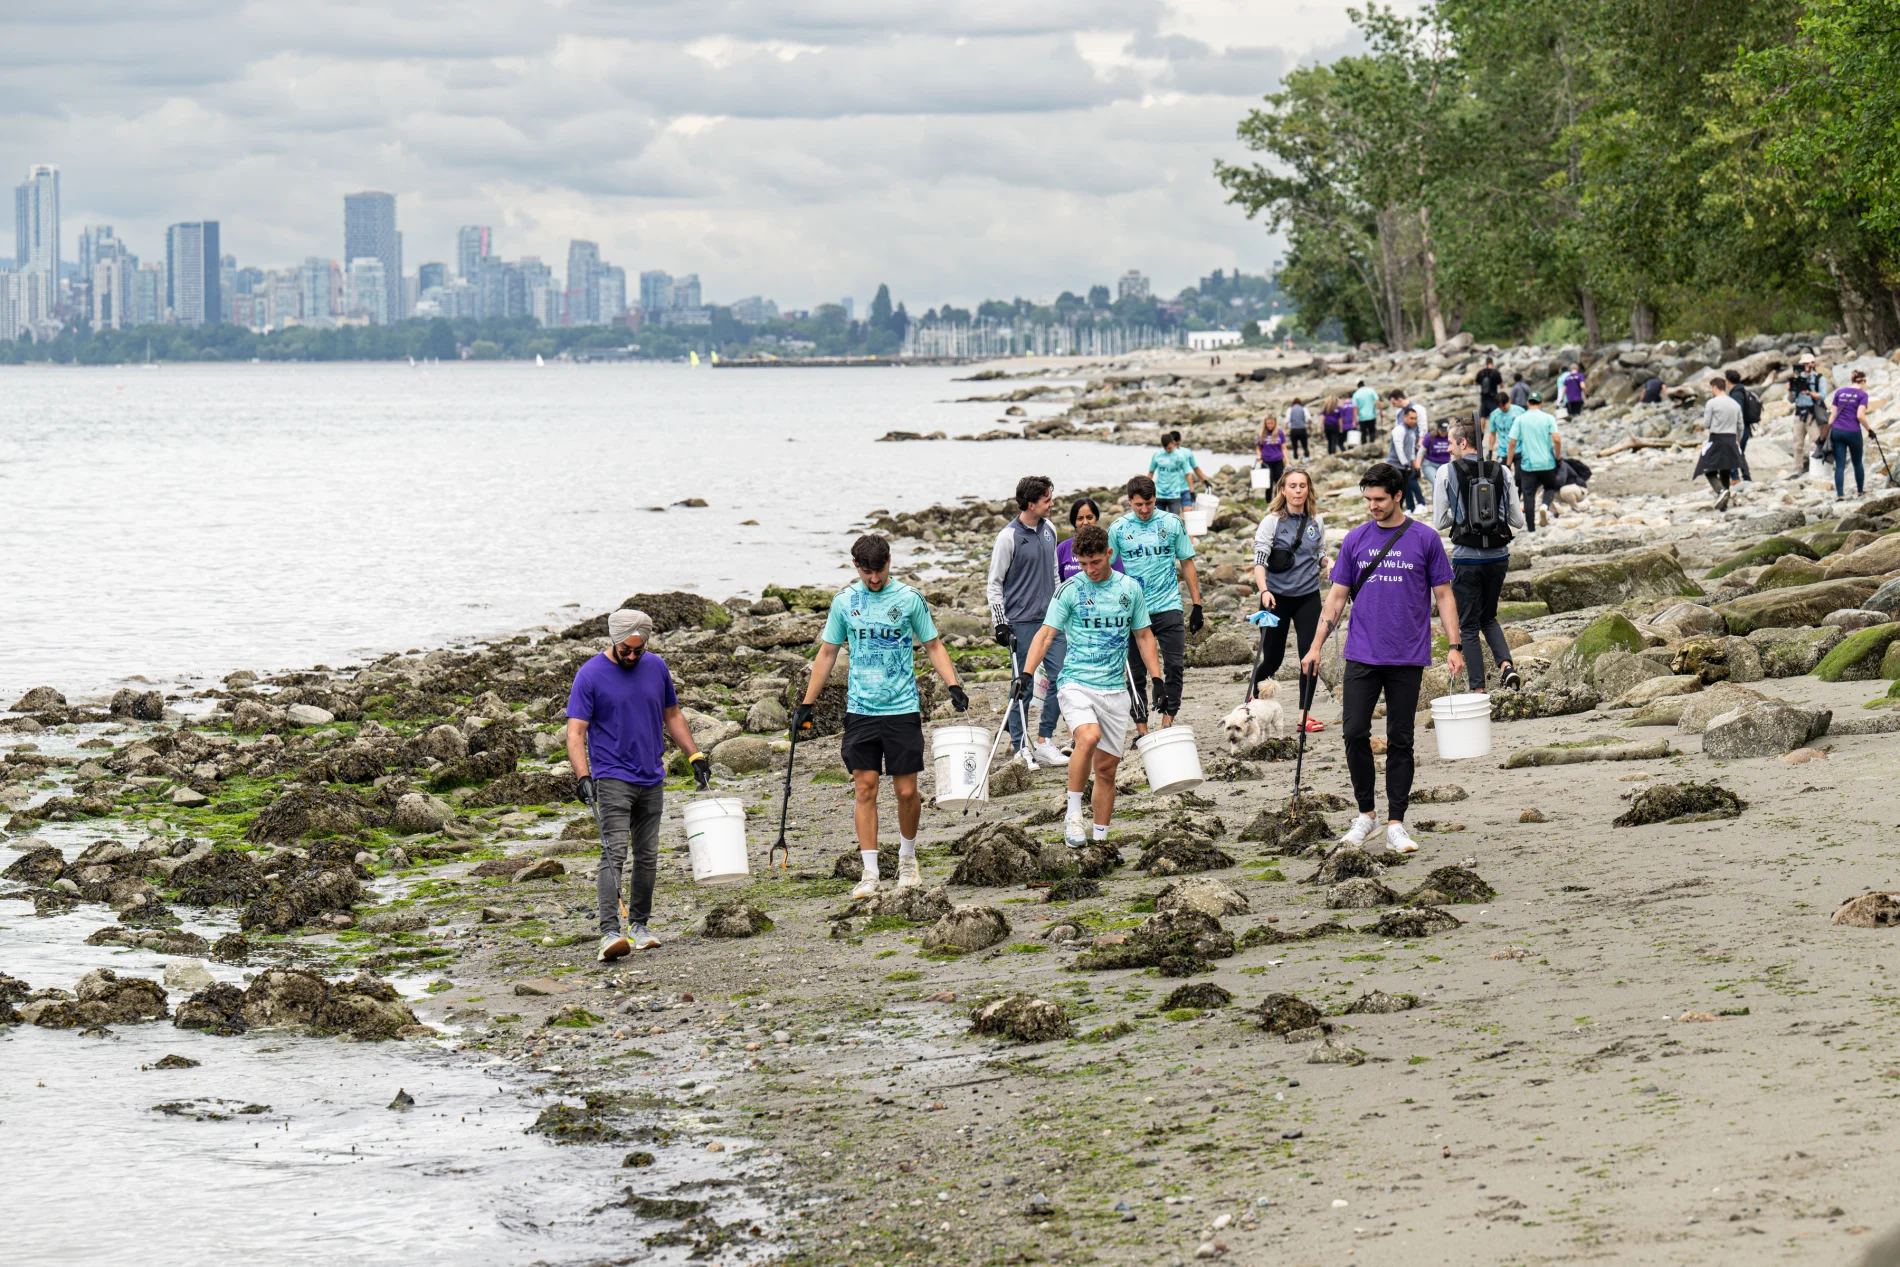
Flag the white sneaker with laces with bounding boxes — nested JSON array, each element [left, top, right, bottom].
[[1386, 822, 1419, 854], [1033, 739, 1068, 768], [897, 855, 922, 888], [1339, 814, 1376, 847], [1063, 808, 1089, 849], [597, 933, 631, 962], [851, 874, 880, 899], [629, 924, 660, 951]]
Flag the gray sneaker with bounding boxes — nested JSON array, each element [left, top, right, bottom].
[[629, 924, 660, 951], [597, 933, 631, 962]]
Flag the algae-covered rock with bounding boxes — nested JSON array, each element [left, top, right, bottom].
[[1821, 533, 1900, 578], [968, 995, 1071, 1043], [1701, 701, 1830, 759], [947, 824, 1043, 886], [1072, 908, 1234, 975], [1488, 686, 1600, 720], [1607, 674, 1702, 709], [245, 788, 384, 843], [1612, 781, 1746, 826], [1747, 624, 1844, 677], [1344, 990, 1419, 1014], [1252, 993, 1322, 1035], [1306, 845, 1386, 886], [761, 584, 834, 613], [834, 849, 900, 881], [1832, 892, 1900, 928], [1864, 577, 1900, 619], [1328, 876, 1399, 908], [1237, 803, 1333, 854], [1154, 876, 1250, 918], [1814, 622, 1900, 681], [1135, 837, 1235, 876], [1716, 577, 1882, 634], [1592, 650, 1670, 700], [1675, 682, 1770, 734], [1403, 866, 1496, 905], [172, 982, 249, 1035], [1372, 907, 1463, 937], [1532, 550, 1702, 614], [836, 885, 952, 924], [1754, 554, 1828, 590], [922, 905, 1011, 953], [702, 902, 774, 938], [1554, 614, 1647, 684], [2, 844, 65, 885], [1160, 982, 1234, 1011], [1705, 536, 1819, 579], [1670, 636, 1762, 684]]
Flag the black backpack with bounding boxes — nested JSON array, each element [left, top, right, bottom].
[[1449, 458, 1514, 550], [1739, 388, 1762, 431]]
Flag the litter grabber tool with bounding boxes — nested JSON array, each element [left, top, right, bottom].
[[1869, 424, 1898, 489], [965, 691, 1029, 817], [770, 715, 807, 869], [1291, 664, 1319, 812], [1125, 663, 1151, 728]]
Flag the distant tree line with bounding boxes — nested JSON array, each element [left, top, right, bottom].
[[1217, 0, 1900, 350]]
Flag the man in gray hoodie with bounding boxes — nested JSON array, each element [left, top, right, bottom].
[[987, 475, 1067, 766]]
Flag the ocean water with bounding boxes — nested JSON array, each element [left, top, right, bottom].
[[0, 361, 1156, 699]]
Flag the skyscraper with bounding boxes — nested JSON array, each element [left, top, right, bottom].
[[14, 164, 59, 316], [673, 273, 701, 310], [456, 226, 490, 281], [418, 262, 446, 292], [639, 270, 672, 314], [346, 258, 389, 325], [77, 225, 114, 288], [595, 266, 626, 323], [165, 221, 222, 327], [343, 192, 400, 324], [300, 257, 335, 324], [565, 240, 601, 325]]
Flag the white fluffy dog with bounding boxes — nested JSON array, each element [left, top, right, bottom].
[[1222, 680, 1287, 753]]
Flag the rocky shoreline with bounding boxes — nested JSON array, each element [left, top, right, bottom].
[[9, 333, 1900, 1259]]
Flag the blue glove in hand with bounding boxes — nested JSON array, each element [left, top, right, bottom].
[[1248, 609, 1281, 627]]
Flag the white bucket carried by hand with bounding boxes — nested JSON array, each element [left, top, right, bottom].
[[1430, 692, 1493, 760], [1250, 467, 1274, 492], [681, 797, 751, 886], [1182, 507, 1210, 535], [932, 724, 992, 808], [1136, 725, 1205, 796]]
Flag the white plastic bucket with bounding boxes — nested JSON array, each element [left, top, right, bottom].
[[1810, 456, 1829, 480], [1250, 467, 1274, 492], [1137, 725, 1205, 796], [932, 724, 992, 808], [1345, 429, 1361, 447], [1182, 508, 1210, 536], [681, 797, 750, 886], [1429, 692, 1493, 760]]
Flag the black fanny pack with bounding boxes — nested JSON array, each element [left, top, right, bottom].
[[1266, 514, 1307, 573]]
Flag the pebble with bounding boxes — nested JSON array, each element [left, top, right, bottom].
[[1280, 1129, 1302, 1140], [772, 1030, 791, 1043]]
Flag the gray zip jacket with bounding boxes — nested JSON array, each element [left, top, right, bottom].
[[986, 516, 1060, 624]]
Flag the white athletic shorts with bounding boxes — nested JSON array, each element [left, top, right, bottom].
[[1057, 683, 1133, 758]]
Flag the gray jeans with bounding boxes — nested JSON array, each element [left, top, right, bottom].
[[594, 778, 664, 934], [1008, 621, 1066, 747]]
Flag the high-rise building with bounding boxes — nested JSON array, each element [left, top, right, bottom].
[[595, 265, 626, 324], [565, 240, 601, 325], [1117, 269, 1150, 302], [165, 221, 222, 327], [673, 273, 701, 310], [346, 258, 389, 325], [219, 254, 237, 323], [343, 191, 400, 323], [456, 226, 490, 281], [77, 224, 114, 287], [131, 262, 168, 327], [0, 270, 21, 342], [300, 257, 335, 324], [14, 164, 59, 317], [639, 270, 672, 315], [730, 296, 778, 325], [92, 254, 135, 329], [418, 262, 446, 292]]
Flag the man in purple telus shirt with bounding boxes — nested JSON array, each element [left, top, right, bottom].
[[1301, 462, 1464, 858], [567, 607, 710, 961]]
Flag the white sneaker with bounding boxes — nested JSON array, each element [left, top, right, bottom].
[[629, 924, 660, 951], [1063, 808, 1089, 849], [896, 854, 922, 889], [1386, 822, 1419, 854], [851, 873, 880, 899], [597, 933, 631, 962], [1033, 739, 1068, 768], [1339, 814, 1376, 848]]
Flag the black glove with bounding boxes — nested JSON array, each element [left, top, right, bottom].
[[1189, 604, 1204, 634], [576, 774, 596, 807], [1010, 673, 1034, 701], [791, 703, 815, 736], [948, 684, 969, 713], [994, 622, 1014, 647], [690, 753, 712, 791], [1152, 677, 1170, 715]]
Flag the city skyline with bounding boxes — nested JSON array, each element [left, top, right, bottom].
[[0, 2, 1368, 310]]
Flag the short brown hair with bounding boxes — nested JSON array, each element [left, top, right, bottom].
[[851, 534, 891, 572], [1071, 524, 1110, 557], [1126, 475, 1157, 500], [1014, 475, 1053, 511], [1451, 421, 1479, 450]]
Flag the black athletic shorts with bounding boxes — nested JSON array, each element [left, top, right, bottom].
[[841, 712, 926, 776]]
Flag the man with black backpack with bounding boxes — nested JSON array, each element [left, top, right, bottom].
[[1434, 421, 1526, 693], [1726, 371, 1760, 484]]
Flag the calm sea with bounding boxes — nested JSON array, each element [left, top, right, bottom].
[[1, 361, 1170, 699]]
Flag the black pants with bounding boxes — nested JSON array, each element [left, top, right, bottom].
[[1263, 459, 1285, 492], [1518, 467, 1560, 527], [1342, 661, 1422, 822], [1252, 589, 1322, 688], [594, 778, 664, 933], [1565, 400, 1584, 418], [1324, 427, 1344, 455], [1451, 560, 1511, 691], [1130, 608, 1186, 715], [1287, 431, 1310, 459]]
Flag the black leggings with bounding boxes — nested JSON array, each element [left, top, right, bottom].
[[1252, 589, 1322, 689], [1341, 661, 1422, 822], [1451, 560, 1511, 691], [1287, 431, 1310, 459]]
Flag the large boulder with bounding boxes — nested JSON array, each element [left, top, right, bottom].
[[1530, 550, 1702, 614], [923, 905, 1011, 953], [968, 995, 1070, 1043], [1821, 533, 1900, 578], [245, 788, 382, 842], [1863, 577, 1900, 619], [1608, 674, 1702, 709], [1153, 876, 1250, 918], [1814, 622, 1900, 681], [710, 736, 774, 773], [1590, 650, 1669, 701], [23, 969, 168, 1028], [744, 697, 788, 734], [390, 792, 452, 835], [1554, 614, 1646, 686], [110, 688, 166, 721], [1746, 624, 1844, 677], [1701, 701, 1831, 759], [10, 685, 65, 711], [1186, 627, 1254, 668], [1704, 536, 1819, 580], [1649, 602, 1727, 639], [1675, 682, 1769, 734], [1670, 636, 1763, 685], [1716, 577, 1883, 634], [1754, 554, 1828, 590], [414, 724, 468, 762]]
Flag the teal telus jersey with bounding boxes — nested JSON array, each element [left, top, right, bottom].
[[1043, 570, 1151, 691], [1107, 510, 1196, 614], [820, 580, 939, 715]]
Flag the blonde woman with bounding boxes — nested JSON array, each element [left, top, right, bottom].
[[1320, 395, 1346, 454], [1255, 412, 1286, 494], [1251, 468, 1327, 731]]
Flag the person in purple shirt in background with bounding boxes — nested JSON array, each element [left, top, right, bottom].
[[1829, 368, 1879, 500], [567, 607, 711, 961], [1056, 498, 1126, 582], [1300, 462, 1463, 858], [1321, 395, 1347, 455], [1559, 362, 1587, 418], [1418, 416, 1452, 508]]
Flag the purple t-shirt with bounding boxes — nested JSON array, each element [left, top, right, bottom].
[[565, 651, 679, 785], [1258, 431, 1285, 463], [1329, 518, 1453, 666], [1422, 433, 1451, 463], [1832, 386, 1869, 432]]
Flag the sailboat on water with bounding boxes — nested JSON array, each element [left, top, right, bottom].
[[535, 353, 545, 367], [142, 339, 155, 370]]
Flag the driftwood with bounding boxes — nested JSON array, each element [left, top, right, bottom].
[[1501, 736, 1672, 769]]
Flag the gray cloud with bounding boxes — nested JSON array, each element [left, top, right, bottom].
[[0, 0, 1367, 306]]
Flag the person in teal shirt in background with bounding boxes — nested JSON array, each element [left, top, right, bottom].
[[1351, 380, 1380, 446], [1504, 392, 1564, 532], [1147, 431, 1203, 514], [1108, 475, 1203, 731], [1485, 399, 1522, 461], [796, 534, 968, 898]]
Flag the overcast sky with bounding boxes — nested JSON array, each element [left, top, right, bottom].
[[2, 0, 1369, 310]]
